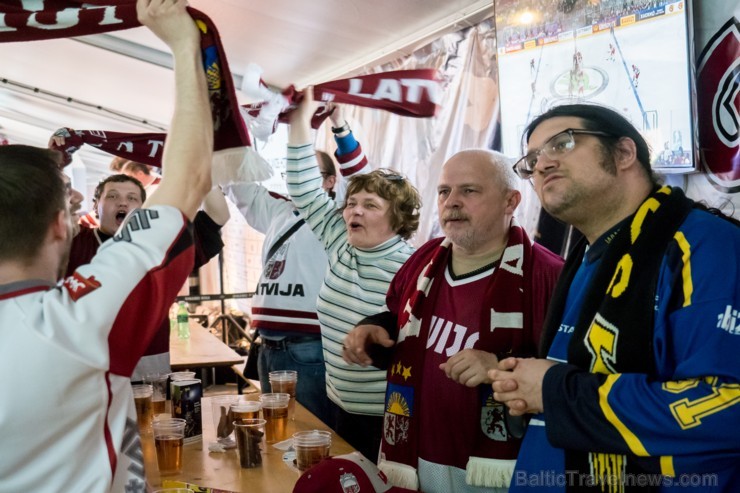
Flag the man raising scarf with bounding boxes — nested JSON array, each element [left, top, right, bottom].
[[343, 149, 563, 492], [0, 0, 254, 170]]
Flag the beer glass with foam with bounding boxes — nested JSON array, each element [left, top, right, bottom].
[[231, 400, 261, 423], [259, 393, 290, 443], [268, 370, 298, 420], [132, 384, 154, 433]]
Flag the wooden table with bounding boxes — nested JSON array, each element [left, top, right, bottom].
[[170, 321, 244, 370], [144, 396, 355, 492]]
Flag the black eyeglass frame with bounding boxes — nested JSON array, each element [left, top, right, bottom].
[[513, 128, 615, 180]]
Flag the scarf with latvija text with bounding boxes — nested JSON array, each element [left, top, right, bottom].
[[241, 69, 440, 138]]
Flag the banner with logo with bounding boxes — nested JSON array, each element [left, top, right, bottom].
[[684, 1, 740, 209]]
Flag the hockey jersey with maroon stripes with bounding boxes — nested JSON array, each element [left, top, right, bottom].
[[0, 205, 194, 492]]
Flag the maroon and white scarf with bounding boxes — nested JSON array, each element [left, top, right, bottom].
[[0, 1, 251, 163], [241, 69, 441, 138], [51, 129, 167, 168], [48, 126, 273, 186], [49, 68, 439, 165], [379, 225, 538, 490], [47, 70, 440, 178]]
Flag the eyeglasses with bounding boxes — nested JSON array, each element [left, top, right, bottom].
[[513, 128, 614, 180]]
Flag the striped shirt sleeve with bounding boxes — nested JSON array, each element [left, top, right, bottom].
[[286, 143, 347, 251]]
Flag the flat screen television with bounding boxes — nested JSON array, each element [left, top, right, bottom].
[[495, 0, 697, 173]]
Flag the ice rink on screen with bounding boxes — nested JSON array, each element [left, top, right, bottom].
[[499, 10, 693, 168]]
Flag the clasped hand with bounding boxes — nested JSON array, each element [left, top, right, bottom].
[[488, 357, 557, 416]]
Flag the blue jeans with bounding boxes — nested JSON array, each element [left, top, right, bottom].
[[257, 338, 331, 426]]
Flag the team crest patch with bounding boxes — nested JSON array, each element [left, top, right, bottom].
[[481, 389, 508, 441], [63, 272, 101, 301], [264, 242, 289, 279], [339, 472, 361, 493], [696, 18, 740, 192], [383, 383, 413, 446]]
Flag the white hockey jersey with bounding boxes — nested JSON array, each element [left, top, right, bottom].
[[226, 184, 326, 335], [0, 206, 194, 492]]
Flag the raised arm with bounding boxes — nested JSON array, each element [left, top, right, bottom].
[[201, 187, 230, 226], [326, 103, 370, 205], [137, 0, 213, 218], [286, 89, 347, 249], [288, 89, 315, 146]]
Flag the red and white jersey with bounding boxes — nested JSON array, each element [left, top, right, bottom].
[[0, 205, 194, 492], [225, 183, 327, 335]]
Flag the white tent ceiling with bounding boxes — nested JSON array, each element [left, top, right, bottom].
[[0, 0, 492, 185]]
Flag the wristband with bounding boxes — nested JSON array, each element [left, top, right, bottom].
[[331, 122, 350, 134]]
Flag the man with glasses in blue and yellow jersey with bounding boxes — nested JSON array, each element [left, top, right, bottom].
[[490, 104, 740, 492]]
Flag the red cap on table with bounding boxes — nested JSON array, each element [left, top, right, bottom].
[[293, 452, 417, 493]]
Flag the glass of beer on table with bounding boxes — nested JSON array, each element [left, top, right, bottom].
[[268, 370, 298, 420], [132, 384, 154, 433], [293, 430, 332, 471], [259, 393, 290, 443], [144, 373, 169, 415], [231, 400, 261, 423], [152, 418, 186, 475]]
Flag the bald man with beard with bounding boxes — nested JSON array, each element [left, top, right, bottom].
[[343, 149, 563, 493]]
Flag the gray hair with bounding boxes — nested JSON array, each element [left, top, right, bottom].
[[487, 150, 519, 193]]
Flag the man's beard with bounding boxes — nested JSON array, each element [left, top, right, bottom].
[[441, 210, 474, 248], [542, 152, 617, 221], [447, 230, 476, 250]]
